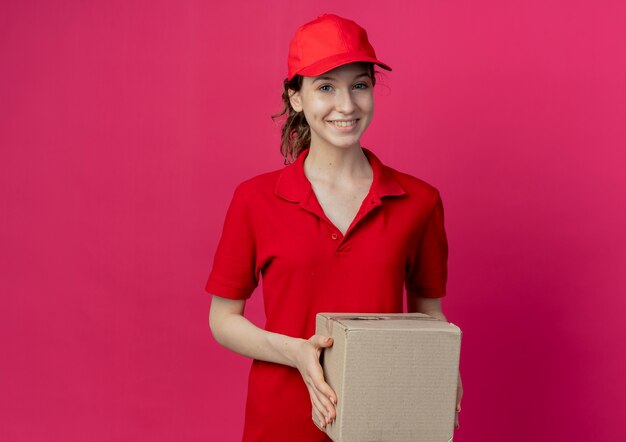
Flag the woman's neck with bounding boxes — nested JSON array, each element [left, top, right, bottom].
[[304, 144, 372, 183]]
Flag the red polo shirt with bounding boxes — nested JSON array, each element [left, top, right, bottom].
[[206, 147, 448, 441]]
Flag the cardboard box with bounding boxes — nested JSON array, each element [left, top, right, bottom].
[[315, 312, 462, 442]]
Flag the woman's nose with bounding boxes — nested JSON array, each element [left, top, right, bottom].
[[335, 89, 356, 113]]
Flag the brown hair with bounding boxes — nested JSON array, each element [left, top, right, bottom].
[[271, 64, 378, 164]]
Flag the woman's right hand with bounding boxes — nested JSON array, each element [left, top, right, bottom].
[[209, 297, 337, 427], [293, 334, 337, 428]]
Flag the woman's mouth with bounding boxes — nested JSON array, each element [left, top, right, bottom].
[[328, 119, 358, 128]]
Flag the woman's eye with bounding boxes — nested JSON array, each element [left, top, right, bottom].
[[319, 83, 369, 92]]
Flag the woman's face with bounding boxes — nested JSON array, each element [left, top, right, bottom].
[[289, 62, 374, 151]]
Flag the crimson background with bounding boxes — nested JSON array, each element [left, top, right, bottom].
[[1, 1, 625, 441]]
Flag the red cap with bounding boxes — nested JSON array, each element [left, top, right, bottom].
[[287, 13, 392, 81]]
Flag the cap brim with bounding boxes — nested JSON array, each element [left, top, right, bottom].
[[292, 52, 392, 80]]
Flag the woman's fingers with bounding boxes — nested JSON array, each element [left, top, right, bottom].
[[311, 380, 336, 422], [304, 363, 336, 422], [311, 334, 334, 349], [296, 334, 338, 426], [307, 351, 337, 409], [321, 335, 334, 346], [307, 384, 328, 427], [313, 375, 337, 408]]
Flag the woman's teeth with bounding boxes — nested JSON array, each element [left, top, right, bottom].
[[331, 120, 357, 127]]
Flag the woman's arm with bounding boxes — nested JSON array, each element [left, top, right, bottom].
[[209, 294, 337, 427], [407, 296, 445, 320], [407, 296, 463, 430], [209, 294, 302, 365]]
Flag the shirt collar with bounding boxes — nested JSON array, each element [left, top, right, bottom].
[[274, 147, 406, 203]]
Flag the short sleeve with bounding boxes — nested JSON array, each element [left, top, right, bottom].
[[405, 193, 449, 298], [205, 184, 259, 300]]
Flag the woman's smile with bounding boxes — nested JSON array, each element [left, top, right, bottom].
[[327, 119, 359, 131]]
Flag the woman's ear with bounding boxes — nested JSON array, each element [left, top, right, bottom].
[[288, 89, 303, 113]]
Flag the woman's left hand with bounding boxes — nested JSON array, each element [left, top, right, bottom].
[[455, 372, 463, 429]]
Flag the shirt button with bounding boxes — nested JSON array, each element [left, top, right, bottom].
[[331, 233, 338, 240]]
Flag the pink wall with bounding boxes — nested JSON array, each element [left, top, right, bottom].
[[1, 1, 625, 441]]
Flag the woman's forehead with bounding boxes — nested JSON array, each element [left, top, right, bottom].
[[311, 62, 371, 80]]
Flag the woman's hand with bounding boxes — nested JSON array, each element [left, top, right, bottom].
[[293, 335, 337, 429], [209, 296, 337, 428], [455, 372, 463, 429]]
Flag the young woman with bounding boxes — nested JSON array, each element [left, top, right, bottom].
[[207, 13, 462, 442]]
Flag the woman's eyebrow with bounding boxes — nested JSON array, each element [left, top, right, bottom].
[[312, 73, 370, 83]]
